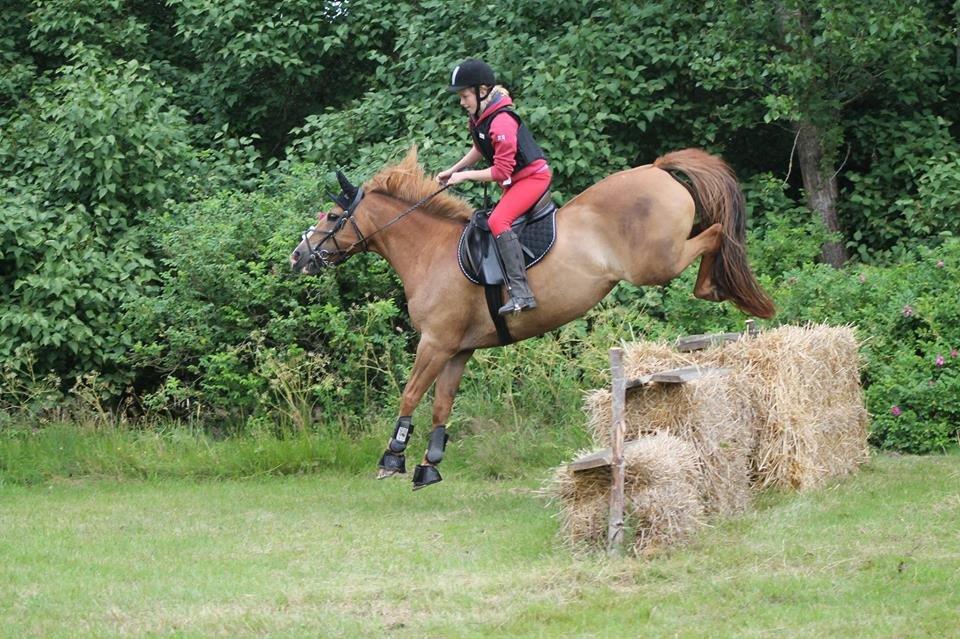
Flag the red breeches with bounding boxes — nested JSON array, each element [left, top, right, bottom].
[[488, 169, 552, 236]]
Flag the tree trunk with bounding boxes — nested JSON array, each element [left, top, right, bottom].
[[795, 121, 847, 267]]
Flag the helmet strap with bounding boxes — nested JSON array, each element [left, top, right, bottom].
[[473, 86, 493, 119]]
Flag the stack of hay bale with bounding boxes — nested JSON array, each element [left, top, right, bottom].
[[549, 323, 870, 555]]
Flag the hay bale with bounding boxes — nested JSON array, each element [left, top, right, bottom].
[[586, 356, 754, 516], [549, 433, 704, 554], [585, 324, 870, 492], [554, 323, 870, 555], [700, 324, 870, 489]]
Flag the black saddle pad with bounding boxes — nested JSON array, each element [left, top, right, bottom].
[[457, 196, 558, 285]]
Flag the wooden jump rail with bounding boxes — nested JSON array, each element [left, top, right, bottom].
[[569, 320, 756, 555]]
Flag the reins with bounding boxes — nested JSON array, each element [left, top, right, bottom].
[[304, 182, 454, 268], [344, 183, 453, 252]]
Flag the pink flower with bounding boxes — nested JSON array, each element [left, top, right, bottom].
[[936, 260, 945, 268], [902, 305, 913, 317], [936, 354, 945, 367], [951, 349, 958, 358], [858, 273, 867, 283], [891, 406, 902, 417]]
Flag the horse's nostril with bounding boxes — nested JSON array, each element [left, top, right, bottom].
[[293, 251, 300, 261]]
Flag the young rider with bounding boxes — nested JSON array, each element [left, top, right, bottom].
[[437, 58, 552, 315]]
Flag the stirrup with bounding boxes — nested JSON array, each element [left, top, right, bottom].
[[412, 464, 442, 490], [498, 296, 537, 316]]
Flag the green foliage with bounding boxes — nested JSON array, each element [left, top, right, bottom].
[[27, 0, 154, 63], [0, 51, 194, 386], [1, 51, 194, 221], [842, 112, 960, 260], [741, 173, 834, 279], [165, 0, 386, 149], [129, 167, 411, 426], [770, 239, 960, 451], [694, 0, 946, 129], [0, 191, 155, 383], [2, 0, 959, 461]]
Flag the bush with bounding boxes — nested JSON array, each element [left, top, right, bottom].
[[130, 165, 413, 429], [0, 49, 195, 391], [770, 238, 960, 452]]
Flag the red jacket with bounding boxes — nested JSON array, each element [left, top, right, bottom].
[[470, 95, 548, 187]]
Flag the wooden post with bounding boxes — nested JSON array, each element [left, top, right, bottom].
[[607, 347, 626, 555]]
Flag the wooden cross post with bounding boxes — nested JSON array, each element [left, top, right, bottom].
[[607, 347, 626, 556]]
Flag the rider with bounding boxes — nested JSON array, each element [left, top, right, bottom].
[[437, 58, 552, 315]]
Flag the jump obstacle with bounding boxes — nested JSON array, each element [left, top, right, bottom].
[[568, 321, 756, 556], [556, 320, 870, 557]]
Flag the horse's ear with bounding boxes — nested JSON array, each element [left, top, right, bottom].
[[327, 191, 350, 210], [336, 170, 357, 198]]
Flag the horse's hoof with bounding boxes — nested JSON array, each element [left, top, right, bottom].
[[377, 450, 406, 479], [412, 464, 442, 490]]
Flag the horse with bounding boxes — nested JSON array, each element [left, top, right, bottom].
[[290, 146, 774, 489]]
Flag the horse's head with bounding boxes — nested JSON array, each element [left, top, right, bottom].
[[290, 170, 369, 274]]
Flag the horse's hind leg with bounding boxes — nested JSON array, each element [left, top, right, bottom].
[[377, 337, 456, 480], [683, 223, 725, 301], [413, 349, 474, 491]]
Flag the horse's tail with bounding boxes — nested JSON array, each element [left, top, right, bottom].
[[654, 148, 775, 319]]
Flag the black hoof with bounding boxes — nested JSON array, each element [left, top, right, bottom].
[[377, 450, 406, 479], [412, 464, 442, 490]]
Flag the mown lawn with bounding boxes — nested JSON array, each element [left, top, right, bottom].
[[1, 452, 957, 638]]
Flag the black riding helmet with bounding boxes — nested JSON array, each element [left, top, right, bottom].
[[448, 58, 496, 118]]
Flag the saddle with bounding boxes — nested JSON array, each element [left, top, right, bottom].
[[457, 190, 558, 285], [456, 191, 558, 345]]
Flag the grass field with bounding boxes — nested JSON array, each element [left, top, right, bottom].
[[1, 451, 958, 638]]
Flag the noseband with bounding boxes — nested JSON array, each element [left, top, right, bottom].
[[300, 183, 452, 269]]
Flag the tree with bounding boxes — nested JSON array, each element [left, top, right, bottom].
[[0, 49, 193, 384], [693, 0, 949, 266]]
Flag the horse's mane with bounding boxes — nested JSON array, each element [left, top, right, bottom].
[[364, 146, 474, 222]]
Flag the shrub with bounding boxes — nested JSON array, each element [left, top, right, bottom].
[[770, 238, 960, 452], [130, 166, 412, 429], [0, 49, 194, 391]]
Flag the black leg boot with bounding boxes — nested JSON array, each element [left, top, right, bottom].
[[493, 229, 537, 315]]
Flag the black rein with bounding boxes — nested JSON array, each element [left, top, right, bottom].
[[303, 183, 452, 268]]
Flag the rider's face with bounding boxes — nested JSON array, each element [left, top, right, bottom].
[[457, 88, 478, 114]]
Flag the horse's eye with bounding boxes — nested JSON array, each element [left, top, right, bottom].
[[326, 212, 341, 222]]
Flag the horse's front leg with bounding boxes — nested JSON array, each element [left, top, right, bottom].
[[376, 337, 457, 480], [410, 349, 474, 491]]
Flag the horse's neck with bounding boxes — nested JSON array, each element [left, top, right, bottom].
[[365, 199, 462, 288]]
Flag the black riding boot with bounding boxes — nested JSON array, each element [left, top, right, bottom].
[[494, 229, 537, 315]]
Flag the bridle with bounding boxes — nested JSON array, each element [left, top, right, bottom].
[[300, 185, 369, 268], [300, 180, 452, 269]]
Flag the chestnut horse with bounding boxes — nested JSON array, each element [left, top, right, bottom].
[[290, 146, 774, 488]]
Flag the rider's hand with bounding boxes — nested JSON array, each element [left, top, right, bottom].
[[436, 167, 455, 185]]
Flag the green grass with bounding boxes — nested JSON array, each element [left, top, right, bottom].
[[0, 423, 388, 484], [0, 452, 957, 638], [0, 418, 591, 485]]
